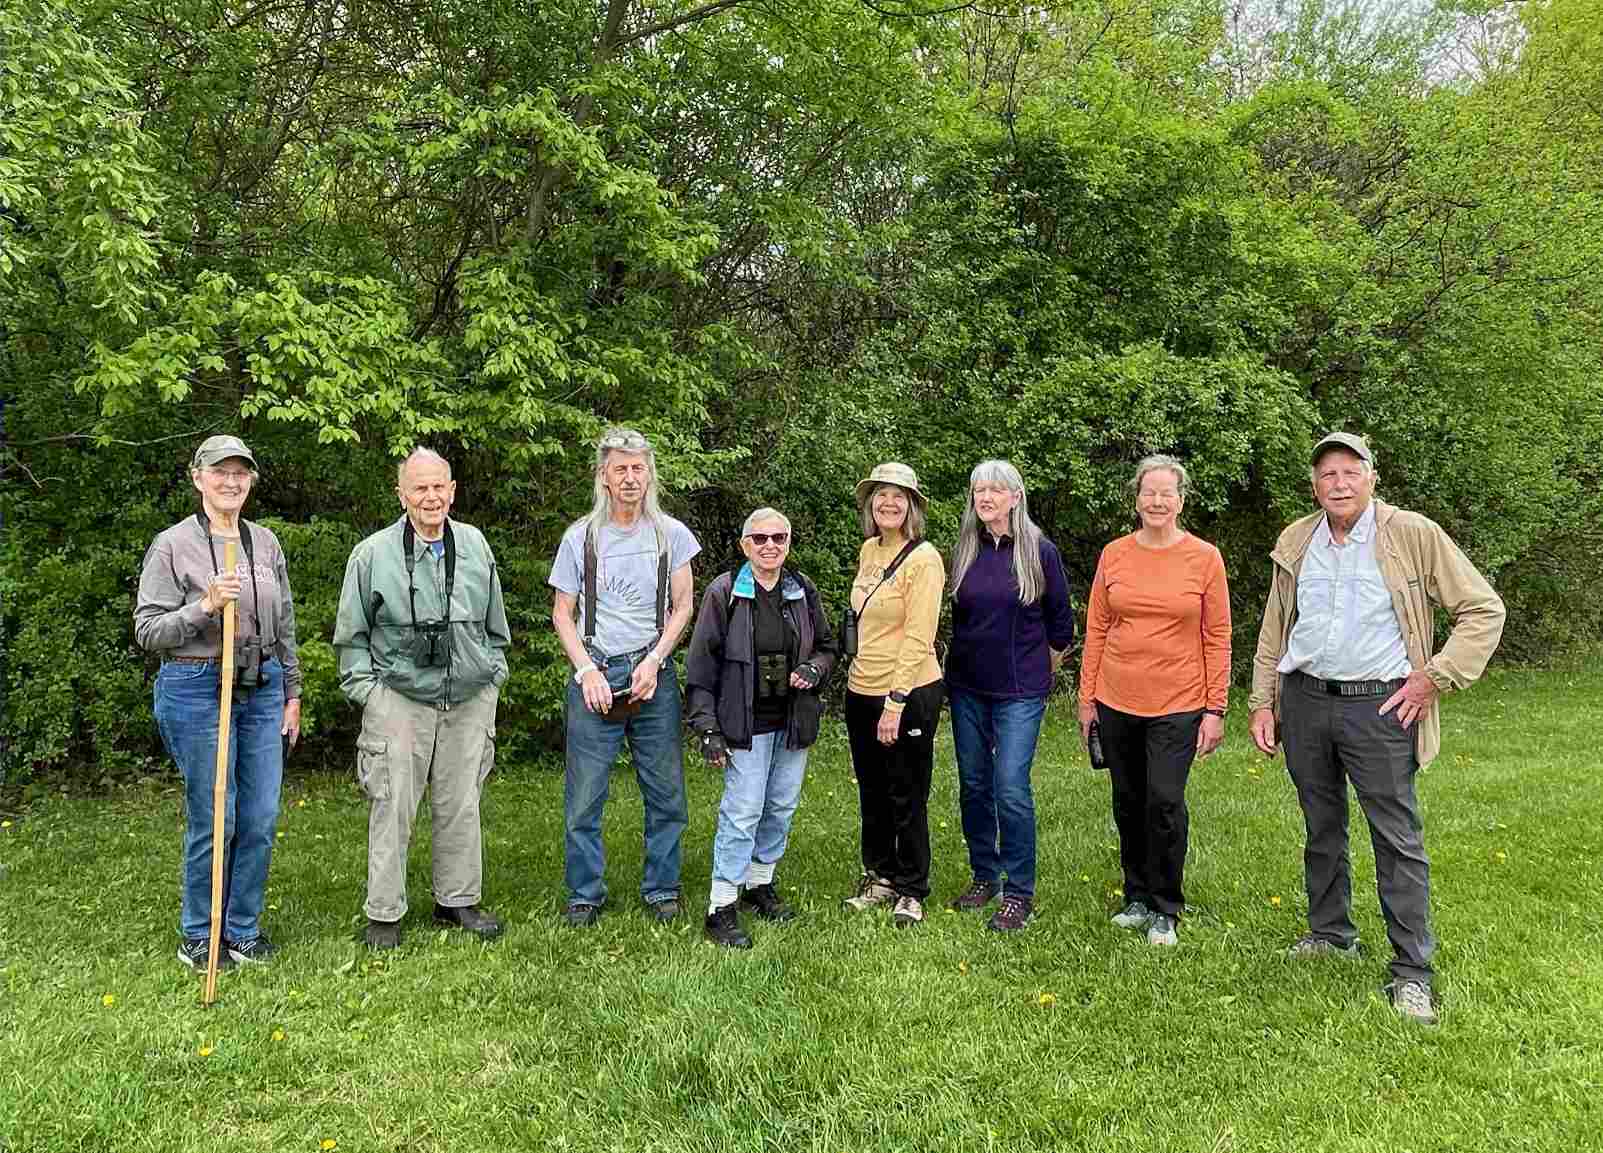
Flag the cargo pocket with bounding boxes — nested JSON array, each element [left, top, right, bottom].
[[477, 724, 497, 790], [356, 737, 390, 801]]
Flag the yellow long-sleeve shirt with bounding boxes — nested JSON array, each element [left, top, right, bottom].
[[846, 537, 944, 711]]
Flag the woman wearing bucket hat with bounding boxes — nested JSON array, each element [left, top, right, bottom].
[[841, 462, 946, 927], [134, 435, 302, 971]]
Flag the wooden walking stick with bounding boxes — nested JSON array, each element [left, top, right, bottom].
[[204, 540, 237, 1006]]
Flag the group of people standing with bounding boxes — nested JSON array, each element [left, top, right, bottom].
[[135, 426, 1504, 1026]]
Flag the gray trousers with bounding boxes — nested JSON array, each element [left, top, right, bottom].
[[356, 682, 498, 923], [1281, 672, 1434, 983]]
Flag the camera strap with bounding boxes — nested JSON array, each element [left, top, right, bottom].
[[403, 517, 456, 634], [197, 512, 261, 642], [858, 539, 921, 616]]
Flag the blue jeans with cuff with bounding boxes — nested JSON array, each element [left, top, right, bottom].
[[153, 657, 284, 943], [950, 689, 1047, 899], [563, 650, 687, 908], [711, 730, 809, 888]]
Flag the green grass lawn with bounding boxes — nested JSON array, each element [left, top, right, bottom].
[[2, 664, 1600, 1152]]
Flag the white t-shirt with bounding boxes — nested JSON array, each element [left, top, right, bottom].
[[550, 515, 700, 657]]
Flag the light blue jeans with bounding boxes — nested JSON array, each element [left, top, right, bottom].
[[711, 730, 809, 887], [563, 653, 686, 907], [153, 657, 284, 942]]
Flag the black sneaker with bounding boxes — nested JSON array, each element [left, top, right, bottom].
[[703, 903, 752, 949], [226, 935, 278, 965], [949, 878, 1000, 912], [177, 937, 235, 971], [433, 903, 504, 940], [649, 898, 681, 924], [365, 919, 403, 950], [740, 883, 796, 922], [563, 903, 601, 927]]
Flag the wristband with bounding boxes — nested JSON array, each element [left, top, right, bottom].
[[574, 663, 597, 683], [1203, 708, 1225, 718]]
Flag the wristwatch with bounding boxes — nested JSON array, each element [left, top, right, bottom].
[[1203, 708, 1225, 717], [888, 690, 908, 705], [574, 663, 597, 683]]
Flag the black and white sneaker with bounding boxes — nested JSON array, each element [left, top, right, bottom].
[[227, 935, 278, 965], [177, 937, 235, 971]]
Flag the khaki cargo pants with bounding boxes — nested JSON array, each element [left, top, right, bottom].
[[356, 682, 498, 923]]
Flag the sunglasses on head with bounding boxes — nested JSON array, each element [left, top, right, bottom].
[[746, 531, 789, 546]]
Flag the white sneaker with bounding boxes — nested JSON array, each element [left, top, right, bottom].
[[1111, 901, 1153, 930], [843, 873, 896, 911], [1146, 913, 1178, 946], [1388, 979, 1438, 1025], [892, 894, 924, 927]]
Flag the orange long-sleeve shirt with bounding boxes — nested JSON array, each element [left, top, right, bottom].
[[1079, 532, 1231, 717]]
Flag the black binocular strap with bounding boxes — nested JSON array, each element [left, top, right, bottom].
[[197, 512, 262, 642], [584, 526, 669, 650], [403, 517, 457, 633]]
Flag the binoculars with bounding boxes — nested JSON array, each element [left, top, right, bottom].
[[235, 637, 263, 688], [841, 607, 859, 658], [756, 653, 791, 700], [411, 620, 451, 668]]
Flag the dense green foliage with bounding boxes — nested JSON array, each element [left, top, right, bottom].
[[2, 670, 1601, 1149], [5, 0, 1602, 783]]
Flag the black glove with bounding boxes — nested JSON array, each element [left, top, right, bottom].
[[699, 730, 728, 766], [793, 661, 822, 691]]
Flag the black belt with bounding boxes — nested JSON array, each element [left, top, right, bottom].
[[1291, 670, 1405, 698], [163, 655, 218, 665]]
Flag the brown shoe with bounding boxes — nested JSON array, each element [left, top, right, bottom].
[[949, 878, 1000, 911], [987, 895, 1033, 933], [433, 903, 504, 940]]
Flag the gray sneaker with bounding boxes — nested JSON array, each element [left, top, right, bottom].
[[843, 872, 896, 911], [1287, 933, 1360, 959], [1388, 979, 1438, 1025], [892, 894, 925, 927], [1146, 913, 1178, 947], [1111, 901, 1153, 930]]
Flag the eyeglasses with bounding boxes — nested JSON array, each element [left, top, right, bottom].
[[746, 532, 789, 546], [206, 468, 254, 481], [599, 431, 650, 451]]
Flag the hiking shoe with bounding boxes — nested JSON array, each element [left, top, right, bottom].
[[740, 883, 796, 923], [1147, 913, 1179, 946], [563, 903, 601, 928], [226, 935, 277, 965], [434, 903, 504, 940], [987, 895, 1033, 933], [892, 895, 925, 927], [365, 919, 402, 950], [703, 903, 753, 950], [1111, 901, 1153, 930], [1287, 933, 1360, 959], [649, 898, 681, 924], [177, 937, 235, 971], [843, 872, 896, 911], [1387, 979, 1438, 1025], [949, 878, 1000, 912]]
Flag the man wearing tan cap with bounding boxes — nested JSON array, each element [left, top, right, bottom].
[[1248, 432, 1505, 1024]]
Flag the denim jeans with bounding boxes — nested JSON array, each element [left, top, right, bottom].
[[949, 690, 1047, 898], [711, 730, 809, 888], [564, 651, 687, 907], [153, 657, 284, 942]]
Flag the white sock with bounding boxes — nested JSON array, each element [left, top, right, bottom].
[[746, 860, 776, 887], [708, 879, 740, 915]]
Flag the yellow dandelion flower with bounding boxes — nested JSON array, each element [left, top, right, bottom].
[[1037, 992, 1057, 1007], [1270, 895, 1282, 907], [275, 831, 285, 840], [272, 1029, 285, 1042], [1, 820, 11, 828], [101, 993, 116, 1007], [958, 961, 969, 975], [296, 798, 306, 808], [1494, 850, 1507, 862], [198, 1045, 213, 1057], [321, 1141, 338, 1150], [1079, 873, 1090, 883]]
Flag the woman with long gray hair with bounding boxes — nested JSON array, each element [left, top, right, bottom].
[[944, 460, 1075, 932], [1078, 454, 1231, 948]]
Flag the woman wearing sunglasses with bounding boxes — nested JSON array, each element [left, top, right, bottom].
[[685, 508, 838, 948]]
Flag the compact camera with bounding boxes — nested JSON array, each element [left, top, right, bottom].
[[411, 620, 451, 668]]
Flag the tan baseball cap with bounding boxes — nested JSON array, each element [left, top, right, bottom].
[[854, 461, 926, 508], [192, 434, 257, 470], [1311, 431, 1372, 466]]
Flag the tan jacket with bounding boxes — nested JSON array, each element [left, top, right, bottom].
[[1249, 500, 1506, 766]]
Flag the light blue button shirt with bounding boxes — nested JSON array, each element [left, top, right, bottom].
[[1278, 501, 1412, 681]]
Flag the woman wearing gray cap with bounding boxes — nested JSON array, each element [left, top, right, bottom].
[[841, 462, 946, 927], [134, 435, 302, 971]]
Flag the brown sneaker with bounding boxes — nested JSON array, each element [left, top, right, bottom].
[[948, 878, 1000, 912], [987, 895, 1033, 933], [843, 872, 896, 911]]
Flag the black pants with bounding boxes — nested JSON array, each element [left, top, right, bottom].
[[1280, 671, 1433, 983], [1096, 701, 1203, 919], [846, 682, 943, 900]]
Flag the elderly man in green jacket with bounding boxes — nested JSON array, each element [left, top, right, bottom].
[[334, 448, 512, 951], [1249, 432, 1505, 1025]]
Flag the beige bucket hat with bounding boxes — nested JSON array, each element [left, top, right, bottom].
[[854, 461, 927, 508]]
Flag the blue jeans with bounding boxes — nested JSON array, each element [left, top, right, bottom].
[[564, 652, 687, 907], [153, 657, 284, 942], [711, 730, 809, 887], [950, 689, 1046, 898]]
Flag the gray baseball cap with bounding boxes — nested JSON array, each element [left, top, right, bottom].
[[192, 434, 257, 470], [1311, 431, 1372, 466]]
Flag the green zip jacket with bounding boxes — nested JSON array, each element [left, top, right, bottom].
[[1249, 500, 1506, 766], [333, 517, 511, 707]]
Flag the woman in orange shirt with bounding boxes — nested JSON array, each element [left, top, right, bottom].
[[1078, 455, 1231, 947]]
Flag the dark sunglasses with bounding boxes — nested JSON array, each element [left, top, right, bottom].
[[746, 531, 789, 546]]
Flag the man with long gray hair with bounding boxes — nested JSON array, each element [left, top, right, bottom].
[[334, 448, 511, 951], [550, 427, 700, 926]]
